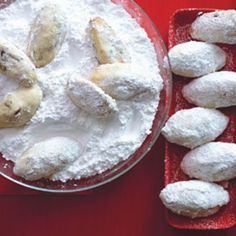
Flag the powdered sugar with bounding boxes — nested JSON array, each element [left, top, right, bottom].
[[0, 0, 162, 182]]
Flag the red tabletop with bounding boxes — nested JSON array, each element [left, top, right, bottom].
[[2, 1, 236, 236]]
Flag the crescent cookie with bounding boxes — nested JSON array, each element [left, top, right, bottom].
[[14, 137, 81, 181], [0, 39, 37, 88], [181, 142, 236, 182], [0, 84, 42, 128], [182, 71, 236, 108], [161, 107, 229, 149], [160, 180, 229, 218], [190, 10, 236, 44], [67, 75, 118, 117], [168, 41, 226, 78], [90, 17, 131, 64], [91, 63, 161, 100], [27, 4, 66, 68]]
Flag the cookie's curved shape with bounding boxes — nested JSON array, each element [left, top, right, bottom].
[[91, 63, 161, 100], [160, 180, 229, 218], [27, 4, 66, 68], [181, 142, 236, 182], [0, 39, 37, 87], [90, 17, 131, 64], [168, 41, 226, 78], [191, 10, 236, 44], [0, 84, 42, 128], [14, 137, 81, 181], [67, 75, 118, 117], [182, 71, 236, 108], [161, 107, 229, 149]]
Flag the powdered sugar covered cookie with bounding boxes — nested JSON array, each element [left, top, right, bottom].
[[14, 137, 81, 181], [191, 10, 236, 44], [67, 75, 118, 117], [168, 41, 226, 78], [182, 71, 236, 108], [160, 180, 229, 218], [90, 17, 131, 64], [27, 4, 66, 68], [91, 63, 161, 100], [181, 142, 236, 182], [161, 107, 229, 149]]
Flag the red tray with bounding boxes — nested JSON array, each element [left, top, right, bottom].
[[165, 8, 236, 230]]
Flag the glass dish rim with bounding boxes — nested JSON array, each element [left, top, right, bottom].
[[0, 0, 172, 193]]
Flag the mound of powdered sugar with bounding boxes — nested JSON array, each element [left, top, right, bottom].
[[0, 0, 163, 182]]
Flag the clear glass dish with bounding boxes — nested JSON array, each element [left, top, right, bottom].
[[0, 0, 172, 193]]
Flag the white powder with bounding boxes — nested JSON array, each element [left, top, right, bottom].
[[0, 0, 163, 182]]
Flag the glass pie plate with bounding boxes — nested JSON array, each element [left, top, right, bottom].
[[0, 0, 172, 193]]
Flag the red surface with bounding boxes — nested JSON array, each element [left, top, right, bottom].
[[166, 9, 236, 230], [1, 1, 236, 236]]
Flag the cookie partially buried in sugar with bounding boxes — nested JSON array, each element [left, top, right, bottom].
[[91, 63, 161, 100], [90, 17, 131, 64], [27, 4, 66, 68], [159, 180, 229, 218], [161, 107, 229, 149], [181, 142, 236, 182], [168, 41, 226, 78], [190, 10, 236, 44], [0, 39, 37, 88], [0, 84, 42, 128], [67, 75, 118, 118], [14, 137, 81, 181], [182, 71, 236, 108]]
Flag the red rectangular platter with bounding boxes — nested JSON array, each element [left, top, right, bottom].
[[165, 8, 236, 230]]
